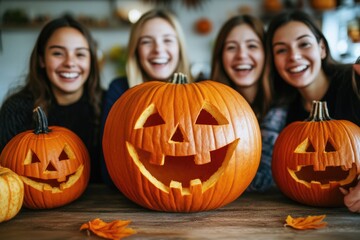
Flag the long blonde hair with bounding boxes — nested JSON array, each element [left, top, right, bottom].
[[126, 8, 192, 87]]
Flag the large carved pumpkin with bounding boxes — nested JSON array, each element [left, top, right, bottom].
[[272, 101, 360, 207], [103, 73, 261, 212], [0, 107, 90, 209]]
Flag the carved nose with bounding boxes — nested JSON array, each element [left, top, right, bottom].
[[170, 126, 186, 143]]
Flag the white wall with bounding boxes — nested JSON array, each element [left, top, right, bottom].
[[0, 0, 262, 103]]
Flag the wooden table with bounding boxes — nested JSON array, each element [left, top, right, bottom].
[[0, 184, 359, 240]]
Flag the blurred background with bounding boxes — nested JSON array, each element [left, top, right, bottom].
[[0, 0, 359, 103]]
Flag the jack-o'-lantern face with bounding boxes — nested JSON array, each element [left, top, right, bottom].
[[103, 74, 262, 212], [20, 143, 85, 193], [0, 107, 90, 209], [127, 101, 239, 195], [272, 101, 360, 207], [288, 137, 357, 189]]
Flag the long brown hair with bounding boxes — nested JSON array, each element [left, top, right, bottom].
[[211, 14, 270, 121], [20, 14, 102, 122]]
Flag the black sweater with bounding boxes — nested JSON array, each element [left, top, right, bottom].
[[0, 91, 103, 183]]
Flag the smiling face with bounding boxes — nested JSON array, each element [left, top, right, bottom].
[[272, 21, 326, 89], [41, 27, 90, 104], [137, 17, 180, 81], [222, 24, 264, 88]]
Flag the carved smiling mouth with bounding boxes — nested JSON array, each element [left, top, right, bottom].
[[126, 139, 239, 195], [20, 165, 84, 193], [288, 163, 357, 189]]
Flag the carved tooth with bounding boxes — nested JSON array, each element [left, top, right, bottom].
[[341, 165, 348, 171], [43, 183, 52, 191], [310, 180, 321, 186], [170, 180, 182, 190], [190, 179, 202, 187], [190, 179, 203, 195], [170, 180, 186, 196]]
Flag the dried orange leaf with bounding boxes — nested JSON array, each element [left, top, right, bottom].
[[80, 218, 136, 240], [284, 215, 327, 230]]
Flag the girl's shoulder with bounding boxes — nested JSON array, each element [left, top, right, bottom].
[[108, 76, 129, 91], [1, 91, 34, 113]]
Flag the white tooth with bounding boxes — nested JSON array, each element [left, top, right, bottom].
[[235, 64, 252, 70], [151, 58, 168, 64], [60, 72, 79, 78], [289, 65, 307, 73]]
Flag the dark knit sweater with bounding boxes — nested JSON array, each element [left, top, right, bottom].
[[286, 65, 360, 126], [0, 91, 103, 183]]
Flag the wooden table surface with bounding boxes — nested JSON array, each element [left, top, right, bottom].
[[0, 184, 359, 240]]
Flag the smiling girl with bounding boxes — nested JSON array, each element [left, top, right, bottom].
[[210, 15, 288, 192], [0, 15, 104, 183], [266, 10, 360, 126], [266, 10, 360, 213]]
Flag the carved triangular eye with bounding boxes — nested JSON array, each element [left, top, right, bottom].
[[59, 149, 69, 161], [195, 102, 228, 125], [325, 139, 336, 152], [24, 149, 41, 165], [294, 138, 316, 153], [135, 104, 165, 129]]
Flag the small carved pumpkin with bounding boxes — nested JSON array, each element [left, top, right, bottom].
[[103, 73, 261, 212], [272, 101, 360, 207], [0, 107, 90, 209], [0, 166, 24, 223]]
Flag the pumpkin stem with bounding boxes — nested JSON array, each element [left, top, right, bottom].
[[169, 72, 188, 84], [33, 106, 51, 134], [306, 101, 332, 122]]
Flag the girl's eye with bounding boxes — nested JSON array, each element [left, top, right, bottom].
[[274, 48, 287, 55], [164, 36, 177, 44], [299, 42, 311, 48], [139, 38, 153, 45], [164, 38, 174, 44], [50, 50, 64, 56], [76, 51, 89, 58], [248, 44, 259, 49], [224, 44, 237, 51]]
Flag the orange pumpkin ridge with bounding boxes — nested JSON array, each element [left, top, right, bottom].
[[0, 167, 24, 223], [103, 72, 261, 212], [0, 107, 90, 209], [272, 101, 360, 207]]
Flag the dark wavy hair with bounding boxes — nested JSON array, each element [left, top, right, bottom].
[[19, 14, 103, 122], [265, 10, 340, 105]]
